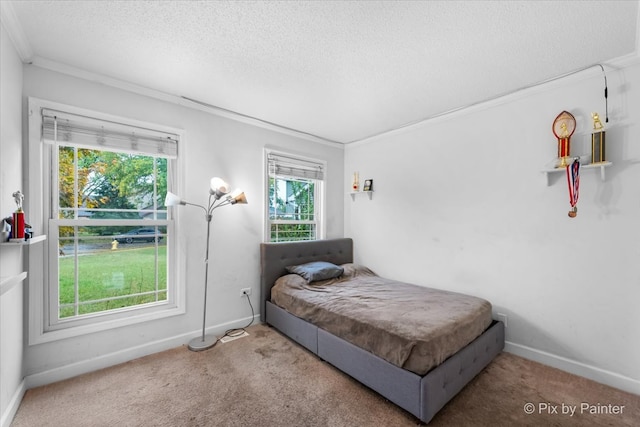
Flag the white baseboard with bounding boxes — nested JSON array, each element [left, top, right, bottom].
[[24, 315, 259, 389], [505, 341, 640, 396], [1, 379, 26, 427]]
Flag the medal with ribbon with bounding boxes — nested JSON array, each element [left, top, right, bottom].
[[566, 159, 580, 218]]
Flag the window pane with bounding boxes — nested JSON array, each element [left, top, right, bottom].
[[58, 146, 75, 209], [57, 146, 167, 219], [269, 177, 315, 221], [268, 170, 320, 243], [58, 226, 167, 319], [55, 145, 170, 319], [270, 223, 316, 242]]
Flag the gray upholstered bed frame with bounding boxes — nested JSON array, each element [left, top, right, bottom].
[[260, 238, 504, 424]]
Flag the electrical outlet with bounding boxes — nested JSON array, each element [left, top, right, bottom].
[[496, 313, 508, 328], [240, 288, 251, 297]]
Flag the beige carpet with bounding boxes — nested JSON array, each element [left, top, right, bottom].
[[12, 324, 639, 426]]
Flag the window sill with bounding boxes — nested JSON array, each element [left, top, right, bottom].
[[29, 304, 185, 345]]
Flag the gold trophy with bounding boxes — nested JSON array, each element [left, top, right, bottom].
[[552, 111, 576, 168], [591, 112, 606, 163]]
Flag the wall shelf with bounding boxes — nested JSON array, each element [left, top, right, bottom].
[[542, 162, 612, 186], [350, 190, 373, 200], [0, 271, 28, 297], [0, 234, 46, 246], [0, 235, 44, 295]]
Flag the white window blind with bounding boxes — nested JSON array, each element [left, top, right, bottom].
[[42, 109, 178, 158], [267, 152, 324, 180]]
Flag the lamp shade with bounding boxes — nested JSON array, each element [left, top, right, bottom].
[[228, 190, 248, 205], [164, 191, 184, 206], [210, 177, 229, 197]]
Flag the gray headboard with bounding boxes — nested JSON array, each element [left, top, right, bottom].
[[260, 238, 353, 322]]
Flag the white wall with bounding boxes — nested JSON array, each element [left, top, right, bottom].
[[0, 20, 26, 427], [20, 65, 344, 384], [345, 60, 640, 394]]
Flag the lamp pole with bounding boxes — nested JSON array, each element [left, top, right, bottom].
[[165, 183, 247, 352], [188, 193, 229, 351], [189, 198, 217, 351]]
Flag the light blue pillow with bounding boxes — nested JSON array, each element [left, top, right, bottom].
[[286, 261, 344, 282]]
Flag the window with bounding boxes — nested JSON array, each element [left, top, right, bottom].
[[266, 150, 325, 242], [33, 103, 182, 336]]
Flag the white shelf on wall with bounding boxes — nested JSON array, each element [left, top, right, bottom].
[[0, 234, 47, 246], [0, 271, 28, 297], [0, 235, 45, 296], [542, 162, 612, 186], [0, 235, 44, 295], [350, 190, 373, 200]]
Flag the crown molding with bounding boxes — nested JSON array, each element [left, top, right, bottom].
[[0, 1, 33, 62], [27, 55, 343, 149], [347, 53, 640, 148], [1, 1, 341, 148], [348, 2, 640, 147]]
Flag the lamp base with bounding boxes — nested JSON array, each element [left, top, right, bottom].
[[188, 334, 218, 352]]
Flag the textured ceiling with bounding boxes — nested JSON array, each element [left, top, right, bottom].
[[4, 1, 639, 143]]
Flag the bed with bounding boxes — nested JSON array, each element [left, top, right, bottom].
[[260, 238, 504, 424]]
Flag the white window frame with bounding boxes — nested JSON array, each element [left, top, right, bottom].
[[27, 97, 186, 345], [264, 148, 326, 242]]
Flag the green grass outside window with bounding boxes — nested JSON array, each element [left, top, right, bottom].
[[58, 245, 167, 318]]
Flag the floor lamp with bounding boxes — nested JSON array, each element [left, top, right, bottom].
[[165, 177, 247, 351]]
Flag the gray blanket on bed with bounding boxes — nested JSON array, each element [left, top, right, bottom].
[[271, 264, 493, 375]]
